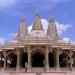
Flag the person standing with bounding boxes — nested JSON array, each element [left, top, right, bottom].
[[25, 62, 27, 72]]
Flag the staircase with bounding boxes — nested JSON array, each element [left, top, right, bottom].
[[36, 72, 41, 75], [31, 68, 45, 72]]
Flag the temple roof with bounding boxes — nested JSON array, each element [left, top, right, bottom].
[[0, 13, 75, 50], [3, 29, 73, 50], [26, 30, 50, 44]]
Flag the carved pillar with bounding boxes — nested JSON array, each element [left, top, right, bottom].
[[16, 48, 20, 71], [27, 47, 31, 72], [4, 50, 7, 70], [45, 47, 49, 72], [56, 49, 60, 70]]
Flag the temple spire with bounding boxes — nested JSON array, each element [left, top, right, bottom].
[[47, 18, 59, 40], [31, 8, 44, 31], [18, 12, 28, 39]]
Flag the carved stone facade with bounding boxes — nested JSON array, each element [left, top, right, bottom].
[[0, 13, 75, 72]]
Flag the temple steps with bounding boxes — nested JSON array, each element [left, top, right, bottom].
[[0, 71, 74, 75]]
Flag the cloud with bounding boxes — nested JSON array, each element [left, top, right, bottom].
[[28, 25, 32, 32], [28, 19, 72, 35], [0, 37, 6, 45], [0, 0, 20, 9], [63, 37, 71, 43], [10, 33, 18, 38], [0, 33, 18, 45], [63, 37, 75, 45], [41, 19, 49, 32], [55, 22, 72, 35]]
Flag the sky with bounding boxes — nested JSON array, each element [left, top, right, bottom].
[[0, 0, 75, 44]]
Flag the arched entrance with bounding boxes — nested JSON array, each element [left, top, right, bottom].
[[32, 52, 45, 67]]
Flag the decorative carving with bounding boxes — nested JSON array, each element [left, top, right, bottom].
[[30, 46, 45, 56]]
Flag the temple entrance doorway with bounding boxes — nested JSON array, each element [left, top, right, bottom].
[[59, 51, 68, 68], [20, 48, 28, 68], [32, 52, 45, 67], [21, 52, 28, 68], [48, 50, 55, 67]]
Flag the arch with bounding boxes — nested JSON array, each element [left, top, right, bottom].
[[31, 47, 45, 56], [31, 46, 45, 67]]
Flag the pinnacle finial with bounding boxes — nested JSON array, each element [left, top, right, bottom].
[[35, 5, 40, 16], [31, 7, 44, 31], [35, 0, 40, 16], [48, 10, 54, 21], [21, 9, 25, 22], [21, 9, 25, 16]]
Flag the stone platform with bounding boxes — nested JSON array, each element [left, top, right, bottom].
[[0, 71, 74, 75]]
